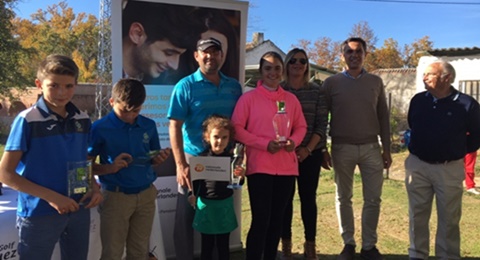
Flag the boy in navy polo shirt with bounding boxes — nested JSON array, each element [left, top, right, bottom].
[[0, 54, 103, 259], [88, 78, 170, 260]]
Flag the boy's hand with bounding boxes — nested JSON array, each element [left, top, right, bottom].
[[49, 194, 80, 215], [152, 148, 171, 166], [79, 185, 103, 209], [112, 153, 131, 172]]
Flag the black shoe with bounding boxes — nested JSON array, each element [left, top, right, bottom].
[[338, 244, 355, 260], [360, 246, 383, 260]]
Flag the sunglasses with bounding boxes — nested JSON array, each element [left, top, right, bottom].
[[289, 58, 308, 65]]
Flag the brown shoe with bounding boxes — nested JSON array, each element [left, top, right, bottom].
[[304, 241, 319, 260], [282, 238, 293, 260]]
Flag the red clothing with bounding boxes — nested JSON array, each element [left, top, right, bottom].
[[464, 150, 477, 189], [231, 81, 307, 176]]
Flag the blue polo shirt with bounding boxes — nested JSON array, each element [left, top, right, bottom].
[[5, 96, 91, 217], [88, 111, 161, 189], [168, 69, 242, 155], [408, 88, 480, 162]]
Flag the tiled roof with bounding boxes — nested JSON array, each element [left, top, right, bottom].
[[372, 68, 416, 74], [428, 47, 480, 56]]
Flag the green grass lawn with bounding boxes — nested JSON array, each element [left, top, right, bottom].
[[1, 144, 479, 259], [233, 156, 480, 260]]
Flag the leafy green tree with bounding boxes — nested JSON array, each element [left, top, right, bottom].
[[0, 0, 30, 97], [12, 1, 99, 82]]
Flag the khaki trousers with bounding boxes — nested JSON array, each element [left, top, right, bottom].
[[331, 142, 384, 250], [99, 184, 157, 260], [405, 154, 463, 260]]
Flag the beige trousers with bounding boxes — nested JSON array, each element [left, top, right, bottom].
[[405, 154, 463, 260], [99, 184, 157, 260], [331, 142, 384, 250]]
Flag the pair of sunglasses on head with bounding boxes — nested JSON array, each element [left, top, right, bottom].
[[288, 58, 308, 65]]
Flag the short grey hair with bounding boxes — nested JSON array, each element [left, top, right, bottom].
[[431, 60, 456, 84]]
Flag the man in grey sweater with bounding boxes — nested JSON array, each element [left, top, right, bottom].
[[324, 37, 392, 260]]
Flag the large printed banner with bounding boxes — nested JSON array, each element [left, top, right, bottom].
[[112, 0, 248, 258]]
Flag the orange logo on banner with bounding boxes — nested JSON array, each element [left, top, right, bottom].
[[194, 164, 205, 172]]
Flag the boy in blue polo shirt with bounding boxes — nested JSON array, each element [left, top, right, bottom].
[[0, 54, 103, 259], [88, 78, 171, 260]]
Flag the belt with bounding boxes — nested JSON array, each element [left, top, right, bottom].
[[422, 159, 451, 165], [102, 183, 151, 194]]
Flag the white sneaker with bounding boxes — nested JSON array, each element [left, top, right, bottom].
[[466, 188, 480, 195]]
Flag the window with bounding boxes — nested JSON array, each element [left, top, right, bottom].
[[459, 80, 480, 102]]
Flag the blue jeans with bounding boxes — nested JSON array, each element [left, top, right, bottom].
[[16, 207, 90, 260]]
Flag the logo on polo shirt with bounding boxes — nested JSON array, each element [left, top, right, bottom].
[[143, 132, 150, 144], [75, 121, 83, 132], [46, 124, 56, 130]]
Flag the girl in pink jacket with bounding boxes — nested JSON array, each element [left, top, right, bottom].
[[231, 51, 307, 260]]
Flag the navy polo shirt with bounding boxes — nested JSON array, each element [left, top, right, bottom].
[[408, 88, 480, 163], [88, 111, 161, 189], [5, 97, 91, 217]]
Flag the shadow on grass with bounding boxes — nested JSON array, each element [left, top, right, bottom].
[[229, 250, 480, 260]]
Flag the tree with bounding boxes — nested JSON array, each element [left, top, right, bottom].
[[293, 37, 341, 71], [402, 36, 433, 68], [348, 21, 378, 71], [0, 0, 30, 96], [348, 21, 378, 51], [312, 37, 341, 70], [373, 38, 403, 69], [11, 1, 99, 82], [292, 21, 434, 72]]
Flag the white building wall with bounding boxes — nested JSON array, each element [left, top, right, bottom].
[[245, 42, 285, 65]]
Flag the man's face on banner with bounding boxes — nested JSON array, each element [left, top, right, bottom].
[[132, 39, 186, 79]]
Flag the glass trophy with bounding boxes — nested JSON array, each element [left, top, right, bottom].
[[129, 150, 161, 166], [227, 143, 245, 190], [272, 100, 290, 144], [67, 160, 92, 197]]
